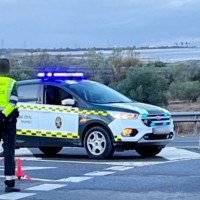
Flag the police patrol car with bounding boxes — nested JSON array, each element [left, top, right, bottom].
[[1, 72, 175, 159]]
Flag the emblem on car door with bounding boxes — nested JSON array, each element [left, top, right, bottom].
[[55, 117, 62, 129]]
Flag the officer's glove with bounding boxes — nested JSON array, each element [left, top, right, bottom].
[[14, 109, 19, 118], [0, 112, 6, 128]]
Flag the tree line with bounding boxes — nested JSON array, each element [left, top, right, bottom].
[[8, 48, 200, 107]]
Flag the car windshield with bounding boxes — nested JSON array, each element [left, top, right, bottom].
[[66, 81, 133, 104]]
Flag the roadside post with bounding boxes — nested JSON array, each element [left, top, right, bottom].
[[199, 134, 200, 150]]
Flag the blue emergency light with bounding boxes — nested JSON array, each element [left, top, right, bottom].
[[37, 72, 85, 80], [142, 113, 148, 119], [164, 113, 169, 117]]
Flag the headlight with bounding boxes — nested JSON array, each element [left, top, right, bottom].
[[107, 111, 138, 120]]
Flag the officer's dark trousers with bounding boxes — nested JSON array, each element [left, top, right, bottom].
[[0, 119, 16, 176]]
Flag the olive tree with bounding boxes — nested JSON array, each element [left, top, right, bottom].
[[110, 67, 169, 106]]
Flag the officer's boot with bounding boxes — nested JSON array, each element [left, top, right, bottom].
[[5, 180, 20, 193]]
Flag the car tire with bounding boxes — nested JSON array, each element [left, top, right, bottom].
[[39, 147, 62, 156], [84, 126, 114, 159], [136, 146, 163, 157]]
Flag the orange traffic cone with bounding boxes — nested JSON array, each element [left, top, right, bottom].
[[15, 158, 32, 181]]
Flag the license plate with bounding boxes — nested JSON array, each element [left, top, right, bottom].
[[153, 126, 171, 134]]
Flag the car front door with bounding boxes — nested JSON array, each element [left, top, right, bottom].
[[38, 85, 79, 146]]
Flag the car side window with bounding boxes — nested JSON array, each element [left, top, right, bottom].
[[44, 85, 77, 107], [18, 84, 40, 103]]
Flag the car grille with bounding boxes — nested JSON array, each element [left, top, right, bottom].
[[143, 133, 174, 140], [142, 113, 171, 127]]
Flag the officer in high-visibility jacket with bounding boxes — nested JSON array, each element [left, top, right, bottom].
[[0, 58, 20, 192]]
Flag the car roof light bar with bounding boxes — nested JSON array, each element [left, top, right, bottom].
[[37, 72, 45, 78], [53, 72, 84, 77], [47, 72, 53, 77], [37, 72, 84, 80]]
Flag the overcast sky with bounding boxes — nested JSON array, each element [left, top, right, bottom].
[[0, 0, 199, 48]]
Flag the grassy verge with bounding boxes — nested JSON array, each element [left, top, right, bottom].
[[167, 102, 200, 136]]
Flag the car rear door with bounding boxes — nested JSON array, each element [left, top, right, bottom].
[[17, 83, 42, 147]]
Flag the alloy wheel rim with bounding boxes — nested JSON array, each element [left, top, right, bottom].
[[87, 131, 106, 156]]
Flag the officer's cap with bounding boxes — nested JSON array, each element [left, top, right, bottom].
[[0, 59, 10, 74]]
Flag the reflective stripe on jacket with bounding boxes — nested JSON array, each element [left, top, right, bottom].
[[0, 77, 18, 117]]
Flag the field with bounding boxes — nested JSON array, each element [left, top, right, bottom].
[[167, 102, 200, 112], [167, 102, 200, 136]]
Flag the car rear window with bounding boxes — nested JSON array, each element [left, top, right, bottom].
[[18, 84, 40, 103]]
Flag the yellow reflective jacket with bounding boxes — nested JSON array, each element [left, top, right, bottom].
[[0, 77, 18, 117]]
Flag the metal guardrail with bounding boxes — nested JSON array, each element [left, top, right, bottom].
[[171, 112, 200, 135]]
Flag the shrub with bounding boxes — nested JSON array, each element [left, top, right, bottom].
[[9, 69, 35, 81], [110, 67, 169, 106], [169, 81, 200, 102]]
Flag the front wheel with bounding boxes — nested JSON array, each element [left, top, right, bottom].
[[136, 146, 163, 157], [39, 147, 62, 156], [84, 126, 114, 159]]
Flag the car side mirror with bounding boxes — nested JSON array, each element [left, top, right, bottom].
[[61, 99, 75, 106]]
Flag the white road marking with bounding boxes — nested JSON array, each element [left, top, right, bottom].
[[19, 147, 200, 166], [0, 175, 92, 183], [0, 175, 55, 182], [105, 166, 134, 171], [22, 177, 55, 182], [0, 166, 56, 171], [15, 148, 34, 157], [26, 183, 66, 191], [113, 147, 200, 167], [21, 166, 56, 171], [15, 157, 42, 161], [56, 176, 93, 182], [159, 147, 200, 161], [84, 171, 115, 176], [0, 192, 35, 200]]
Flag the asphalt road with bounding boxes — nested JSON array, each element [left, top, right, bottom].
[[170, 135, 200, 148], [0, 136, 199, 200]]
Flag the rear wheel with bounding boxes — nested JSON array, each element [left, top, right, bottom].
[[84, 126, 114, 159], [136, 146, 163, 157], [39, 147, 62, 156]]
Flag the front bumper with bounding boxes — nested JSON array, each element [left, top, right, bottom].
[[108, 116, 175, 145], [114, 133, 174, 151]]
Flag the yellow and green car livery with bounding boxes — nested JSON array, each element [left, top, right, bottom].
[[16, 76, 174, 159]]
